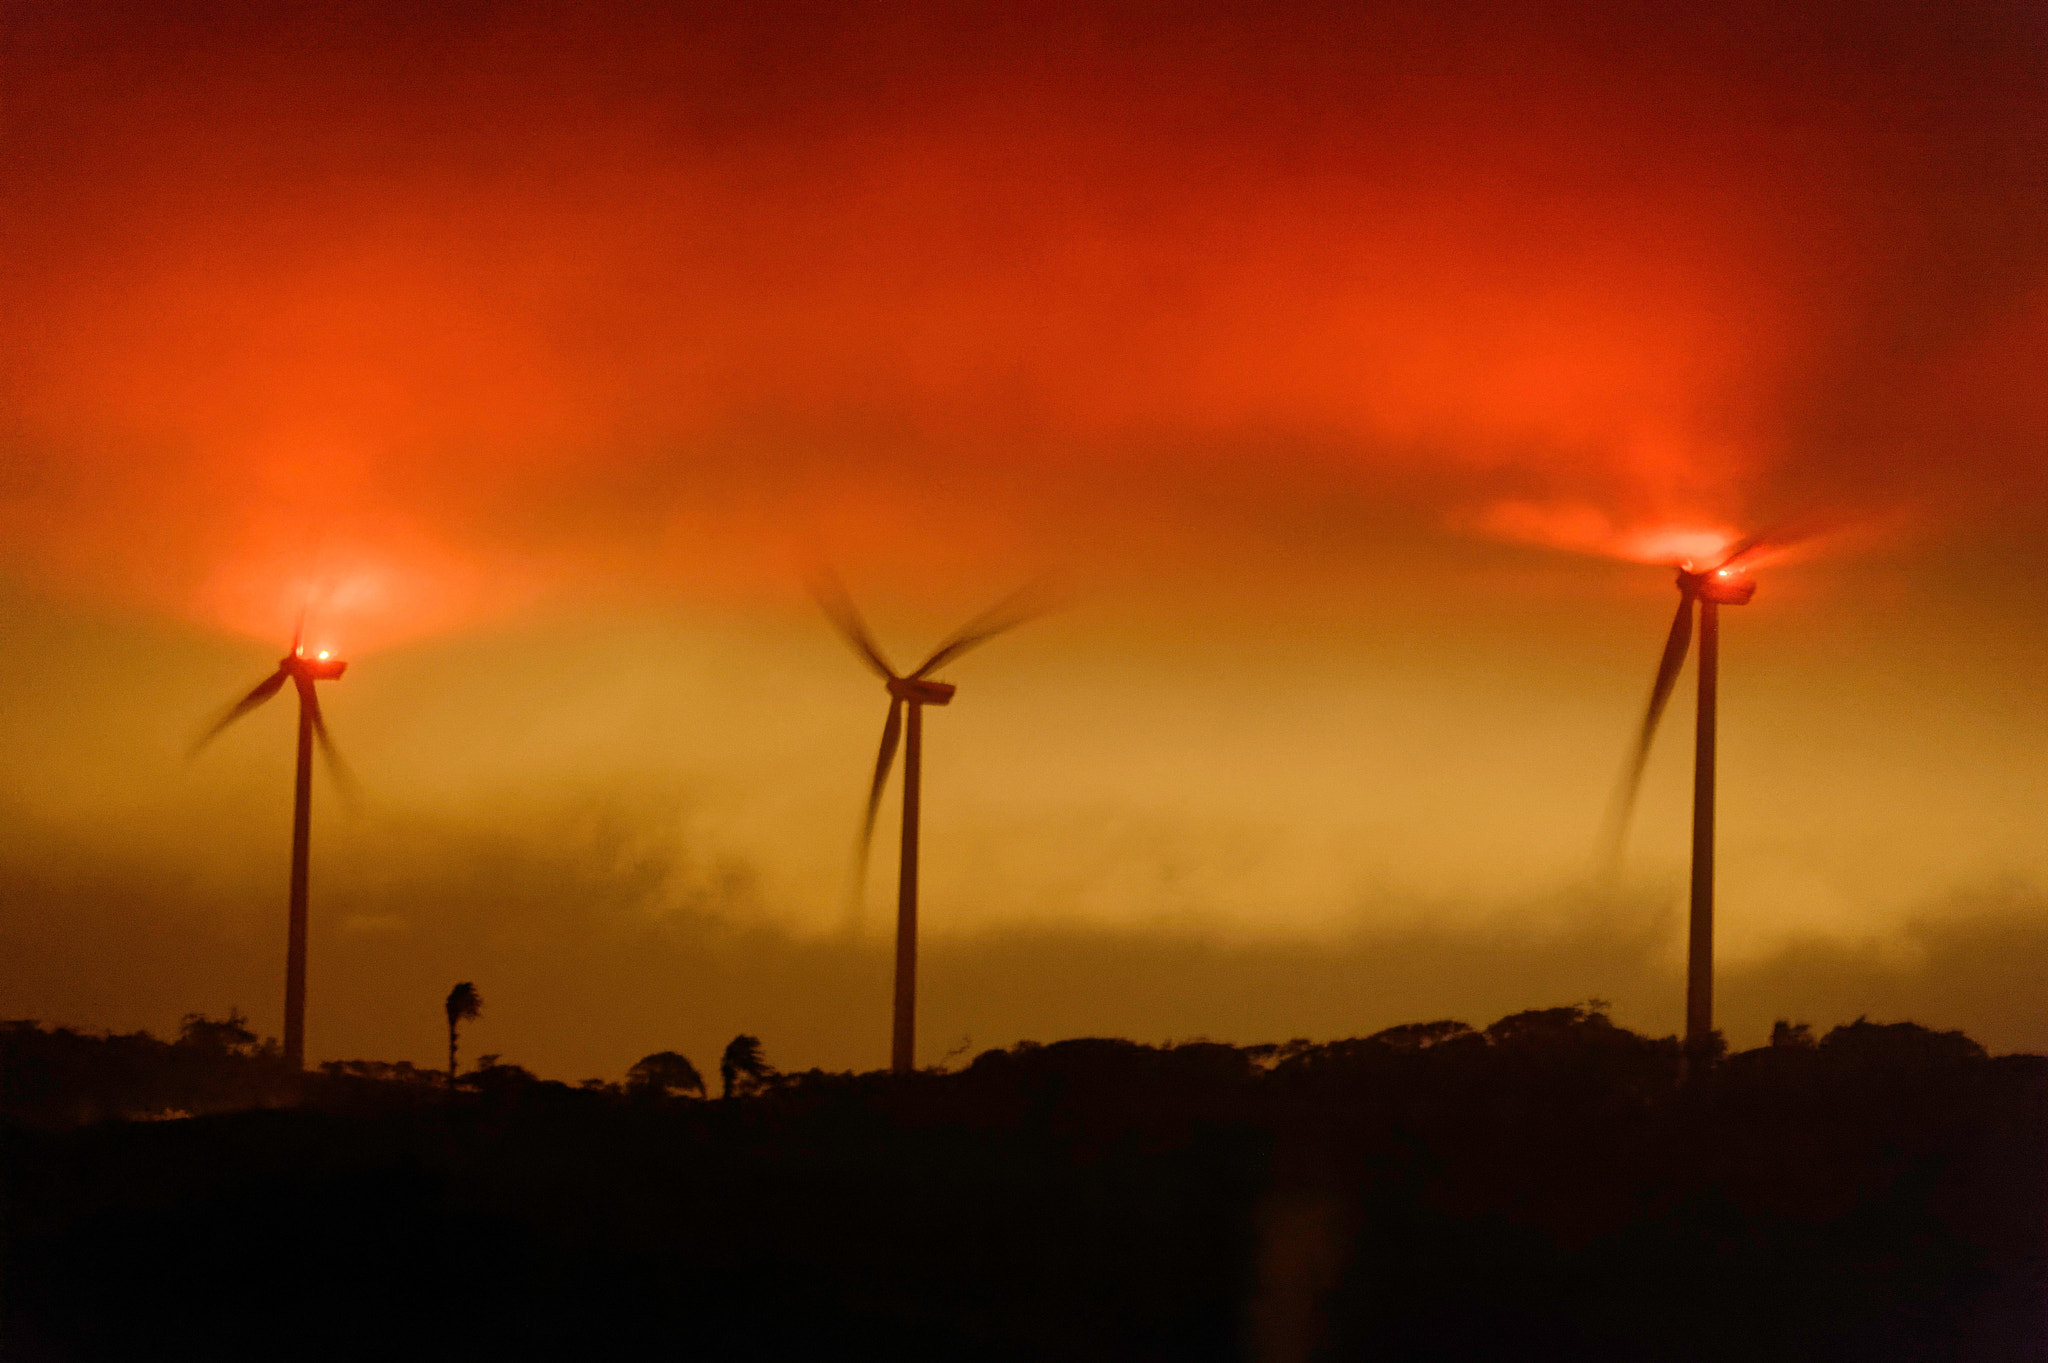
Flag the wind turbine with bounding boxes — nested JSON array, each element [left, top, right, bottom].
[[193, 613, 349, 1070], [1610, 535, 1777, 1062], [813, 575, 1042, 1075]]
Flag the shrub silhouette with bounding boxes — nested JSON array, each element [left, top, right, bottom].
[[1771, 1019, 1817, 1049], [177, 1009, 261, 1057], [626, 1050, 705, 1100]]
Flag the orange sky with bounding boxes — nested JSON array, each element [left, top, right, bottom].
[[1, 0, 2043, 1075]]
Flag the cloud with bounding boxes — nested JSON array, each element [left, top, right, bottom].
[[1721, 884, 2048, 1053], [5, 780, 2040, 1079], [1, 0, 2040, 642]]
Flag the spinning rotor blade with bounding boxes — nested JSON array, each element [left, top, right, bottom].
[[1609, 587, 1697, 848], [290, 605, 307, 655], [190, 670, 289, 754], [305, 687, 362, 807], [1713, 517, 1824, 572], [1712, 530, 1770, 571], [911, 581, 1056, 679], [859, 698, 905, 860], [809, 570, 897, 680]]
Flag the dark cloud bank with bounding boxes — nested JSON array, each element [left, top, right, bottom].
[[4, 799, 2040, 1080]]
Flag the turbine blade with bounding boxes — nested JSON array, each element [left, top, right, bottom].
[[306, 687, 362, 808], [911, 580, 1058, 679], [190, 670, 289, 755], [1714, 517, 1824, 571], [859, 698, 904, 859], [849, 701, 903, 930], [290, 604, 306, 655], [1606, 587, 1696, 856], [808, 569, 897, 680]]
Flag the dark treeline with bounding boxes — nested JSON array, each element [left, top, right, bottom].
[[0, 1012, 299, 1126], [2, 1008, 2042, 1361]]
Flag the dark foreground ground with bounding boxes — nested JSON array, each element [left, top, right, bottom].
[[1, 1008, 2042, 1361]]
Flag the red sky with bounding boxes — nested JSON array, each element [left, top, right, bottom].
[[1, 0, 2042, 1075]]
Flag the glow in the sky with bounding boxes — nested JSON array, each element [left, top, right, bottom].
[[0, 0, 2041, 1074]]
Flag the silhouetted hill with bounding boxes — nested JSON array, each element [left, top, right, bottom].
[[2, 1009, 2041, 1361]]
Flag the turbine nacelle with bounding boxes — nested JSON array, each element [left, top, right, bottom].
[[887, 677, 956, 705], [1679, 566, 1756, 606], [286, 649, 349, 681]]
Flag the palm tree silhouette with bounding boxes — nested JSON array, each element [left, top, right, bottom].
[[719, 1034, 770, 1099], [444, 982, 482, 1088]]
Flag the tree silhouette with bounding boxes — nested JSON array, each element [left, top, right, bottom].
[[178, 1009, 260, 1057], [1771, 1020, 1816, 1049], [444, 982, 482, 1088], [626, 1051, 706, 1100], [718, 1034, 771, 1099]]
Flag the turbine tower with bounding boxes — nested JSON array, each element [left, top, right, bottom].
[[1611, 537, 1772, 1061], [193, 614, 349, 1070], [813, 574, 1040, 1075]]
